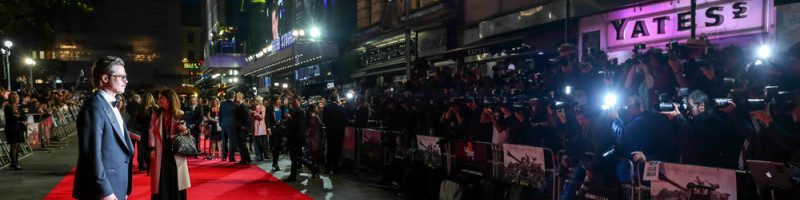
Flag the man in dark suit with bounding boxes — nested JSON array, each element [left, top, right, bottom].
[[74, 56, 134, 200], [322, 95, 347, 174], [218, 92, 236, 162], [283, 96, 311, 182], [233, 92, 252, 164], [185, 95, 204, 157]]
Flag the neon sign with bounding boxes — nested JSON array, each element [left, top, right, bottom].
[[583, 0, 769, 51]]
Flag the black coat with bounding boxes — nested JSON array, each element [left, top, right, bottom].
[[286, 107, 307, 139], [322, 104, 347, 133], [677, 110, 742, 169], [3, 104, 26, 144]]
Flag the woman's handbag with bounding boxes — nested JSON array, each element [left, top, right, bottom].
[[172, 133, 199, 156]]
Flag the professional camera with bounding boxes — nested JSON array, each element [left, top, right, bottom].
[[625, 43, 648, 65], [667, 41, 689, 60], [656, 87, 691, 112], [715, 86, 796, 112]]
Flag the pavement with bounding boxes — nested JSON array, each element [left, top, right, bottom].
[[0, 137, 79, 200]]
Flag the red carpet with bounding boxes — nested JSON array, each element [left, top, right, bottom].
[[45, 136, 311, 200], [45, 159, 311, 200]]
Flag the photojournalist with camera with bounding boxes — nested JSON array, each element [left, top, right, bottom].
[[659, 90, 742, 169]]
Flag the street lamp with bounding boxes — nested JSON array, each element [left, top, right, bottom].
[[24, 58, 35, 89], [1, 40, 11, 89]]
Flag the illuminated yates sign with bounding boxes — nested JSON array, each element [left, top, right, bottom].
[[601, 0, 768, 50]]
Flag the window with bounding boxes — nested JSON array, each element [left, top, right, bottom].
[[187, 50, 195, 60], [187, 33, 195, 43]]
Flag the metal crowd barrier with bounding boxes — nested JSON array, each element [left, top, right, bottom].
[[0, 105, 79, 169], [335, 125, 782, 200]]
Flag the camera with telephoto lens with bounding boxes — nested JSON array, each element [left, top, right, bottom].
[[656, 87, 691, 112], [715, 86, 796, 112], [667, 41, 689, 60]]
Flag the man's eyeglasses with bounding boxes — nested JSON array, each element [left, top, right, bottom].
[[109, 74, 127, 80]]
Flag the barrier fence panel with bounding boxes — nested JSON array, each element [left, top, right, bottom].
[[359, 128, 382, 169], [498, 144, 558, 200], [341, 127, 359, 166], [0, 129, 9, 166]]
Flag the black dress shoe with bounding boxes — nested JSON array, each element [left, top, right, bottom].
[[229, 159, 237, 163], [272, 164, 281, 171], [282, 176, 297, 182], [11, 165, 22, 170], [221, 158, 227, 162], [237, 161, 252, 165]]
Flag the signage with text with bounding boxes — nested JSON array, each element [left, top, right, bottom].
[[597, 0, 768, 50]]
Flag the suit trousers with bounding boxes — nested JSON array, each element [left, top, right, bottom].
[[227, 128, 251, 162], [325, 129, 344, 171], [270, 129, 284, 166], [220, 126, 231, 160]]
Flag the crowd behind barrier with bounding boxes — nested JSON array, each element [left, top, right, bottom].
[[223, 40, 799, 200], [0, 89, 82, 169]]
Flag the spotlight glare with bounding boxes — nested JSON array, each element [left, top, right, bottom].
[[757, 45, 771, 59], [565, 86, 572, 95], [602, 93, 618, 110], [309, 26, 321, 38]]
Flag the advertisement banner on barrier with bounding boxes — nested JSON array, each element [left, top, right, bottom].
[[360, 129, 382, 167], [342, 127, 357, 161], [649, 162, 737, 200], [416, 135, 442, 167], [27, 123, 41, 150], [502, 144, 546, 187]]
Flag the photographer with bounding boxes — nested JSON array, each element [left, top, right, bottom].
[[626, 49, 680, 110], [619, 95, 680, 165], [462, 97, 492, 141], [744, 89, 800, 163], [772, 43, 800, 91], [662, 90, 742, 169]]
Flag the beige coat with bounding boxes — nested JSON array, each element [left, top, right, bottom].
[[149, 112, 191, 192]]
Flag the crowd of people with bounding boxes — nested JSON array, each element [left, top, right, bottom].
[[374, 39, 800, 198], [102, 39, 800, 199], [0, 88, 82, 171]]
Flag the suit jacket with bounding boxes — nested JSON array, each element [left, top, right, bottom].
[[184, 104, 204, 128], [234, 103, 250, 134], [322, 104, 347, 133], [73, 92, 134, 200], [218, 100, 236, 129], [286, 107, 307, 138]]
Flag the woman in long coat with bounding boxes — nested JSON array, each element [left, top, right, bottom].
[[149, 89, 191, 199], [4, 92, 25, 170]]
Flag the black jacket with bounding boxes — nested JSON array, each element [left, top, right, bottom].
[[322, 104, 347, 133], [286, 107, 307, 138]]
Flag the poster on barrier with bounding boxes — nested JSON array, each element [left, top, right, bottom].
[[341, 127, 357, 161], [650, 162, 737, 200], [27, 123, 41, 150], [360, 129, 381, 167], [502, 144, 546, 187], [416, 135, 441, 167]]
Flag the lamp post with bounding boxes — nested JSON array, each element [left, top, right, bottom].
[[2, 40, 12, 89], [24, 58, 35, 90]]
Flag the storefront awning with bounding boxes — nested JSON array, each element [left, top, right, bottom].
[[242, 41, 338, 77]]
